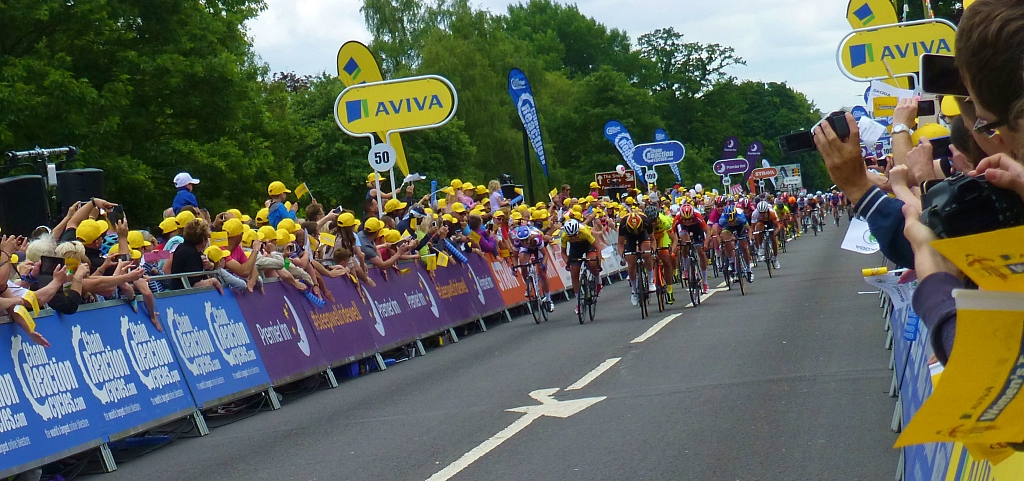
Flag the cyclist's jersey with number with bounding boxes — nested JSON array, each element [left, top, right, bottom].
[[807, 198, 818, 209], [560, 226, 596, 249], [774, 204, 789, 218]]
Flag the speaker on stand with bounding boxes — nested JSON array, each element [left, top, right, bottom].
[[56, 168, 105, 217], [0, 175, 50, 237]]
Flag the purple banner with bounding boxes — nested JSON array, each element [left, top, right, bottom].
[[713, 158, 749, 176], [362, 266, 431, 350], [467, 254, 507, 316], [300, 276, 379, 367], [234, 282, 329, 384], [743, 141, 764, 181], [721, 136, 740, 160]]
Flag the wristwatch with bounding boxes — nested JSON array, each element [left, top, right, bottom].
[[892, 124, 914, 136]]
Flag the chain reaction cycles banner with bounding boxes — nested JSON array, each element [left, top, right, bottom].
[[508, 68, 549, 178]]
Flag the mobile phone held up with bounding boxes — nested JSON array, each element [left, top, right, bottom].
[[917, 99, 936, 118], [920, 54, 969, 97], [778, 111, 850, 156]]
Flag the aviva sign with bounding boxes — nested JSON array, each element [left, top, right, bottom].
[[838, 19, 956, 81], [334, 75, 458, 137]]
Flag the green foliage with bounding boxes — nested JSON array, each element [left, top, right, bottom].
[[1, 0, 835, 230]]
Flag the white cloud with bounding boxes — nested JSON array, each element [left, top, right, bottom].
[[248, 0, 869, 111]]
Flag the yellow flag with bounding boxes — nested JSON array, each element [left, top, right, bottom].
[[438, 252, 450, 267], [13, 305, 35, 333], [549, 188, 558, 200], [425, 254, 437, 271], [319, 232, 337, 248], [22, 290, 40, 317], [896, 289, 1024, 452], [294, 182, 310, 199], [931, 226, 1024, 292], [469, 231, 481, 245], [399, 267, 411, 274], [211, 231, 229, 248]]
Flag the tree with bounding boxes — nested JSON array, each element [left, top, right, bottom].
[[637, 27, 745, 98]]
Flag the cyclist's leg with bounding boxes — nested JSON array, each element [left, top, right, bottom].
[[721, 230, 735, 262], [517, 251, 532, 288], [569, 262, 581, 295], [679, 231, 692, 273], [641, 239, 655, 291]]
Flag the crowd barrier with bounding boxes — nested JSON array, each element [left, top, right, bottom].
[[870, 271, 1024, 480], [0, 231, 627, 477]]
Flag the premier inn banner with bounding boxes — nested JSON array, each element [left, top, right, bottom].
[[336, 40, 410, 176], [508, 68, 549, 178], [604, 120, 641, 173]]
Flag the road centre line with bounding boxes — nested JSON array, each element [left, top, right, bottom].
[[631, 281, 727, 343], [425, 413, 540, 481], [566, 358, 621, 391]]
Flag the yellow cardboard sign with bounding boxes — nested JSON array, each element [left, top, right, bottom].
[[839, 20, 956, 80], [319, 232, 337, 249], [468, 231, 481, 245], [931, 226, 1024, 292], [13, 305, 34, 333], [335, 76, 456, 136], [897, 289, 1024, 451], [336, 40, 410, 176], [846, 0, 899, 29], [872, 96, 898, 116], [211, 231, 229, 248]]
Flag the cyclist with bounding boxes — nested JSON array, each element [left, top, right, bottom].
[[774, 197, 792, 239], [513, 225, 554, 312], [560, 219, 601, 315], [672, 204, 711, 294], [751, 201, 782, 269], [830, 189, 842, 223], [718, 205, 754, 283], [646, 203, 677, 304], [806, 194, 821, 229], [617, 211, 655, 306]]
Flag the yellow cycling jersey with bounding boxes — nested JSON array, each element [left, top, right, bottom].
[[560, 225, 596, 248], [653, 213, 673, 233]]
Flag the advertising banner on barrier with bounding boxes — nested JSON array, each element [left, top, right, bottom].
[[898, 310, 954, 479], [162, 290, 271, 407], [484, 253, 529, 307], [466, 254, 508, 317], [0, 318, 101, 477], [69, 304, 195, 440], [303, 276, 380, 367], [361, 267, 437, 348], [547, 245, 573, 293], [233, 285, 327, 385]]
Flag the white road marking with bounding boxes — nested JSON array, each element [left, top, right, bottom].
[[425, 389, 605, 481], [566, 358, 621, 391], [630, 314, 681, 343]]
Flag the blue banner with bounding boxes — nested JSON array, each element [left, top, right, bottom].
[[68, 304, 196, 440], [162, 290, 271, 408], [632, 141, 686, 168], [508, 68, 549, 178], [603, 120, 641, 173], [655, 129, 683, 184], [0, 316, 101, 477]]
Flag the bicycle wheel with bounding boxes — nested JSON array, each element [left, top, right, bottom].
[[637, 268, 649, 319], [577, 276, 586, 324], [688, 256, 701, 306], [764, 236, 774, 279], [710, 249, 720, 278], [735, 253, 746, 296], [526, 274, 541, 324], [587, 273, 597, 322]]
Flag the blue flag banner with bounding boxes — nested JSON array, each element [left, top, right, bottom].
[[603, 120, 641, 173], [508, 68, 549, 178], [654, 129, 683, 183]]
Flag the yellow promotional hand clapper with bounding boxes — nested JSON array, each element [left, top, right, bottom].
[[930, 226, 1024, 292], [897, 290, 1024, 454]]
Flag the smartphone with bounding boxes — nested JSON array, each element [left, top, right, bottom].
[[877, 157, 889, 170], [917, 99, 936, 117], [929, 136, 952, 159], [920, 54, 969, 97], [111, 205, 125, 223], [39, 255, 62, 274]]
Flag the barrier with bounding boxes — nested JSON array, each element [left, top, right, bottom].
[[0, 249, 626, 477]]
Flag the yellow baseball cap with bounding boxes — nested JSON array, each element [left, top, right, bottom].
[[462, 183, 474, 190], [941, 96, 961, 117], [227, 208, 251, 222], [255, 207, 269, 224], [175, 210, 195, 227], [277, 218, 301, 233], [242, 229, 260, 247], [515, 204, 528, 212], [268, 181, 291, 196], [450, 179, 463, 189], [437, 198, 447, 209], [562, 198, 571, 206], [590, 181, 599, 189], [220, 218, 243, 237], [127, 231, 152, 249], [108, 244, 142, 260], [511, 211, 523, 220], [384, 198, 408, 213], [366, 172, 383, 183], [442, 186, 455, 196], [257, 226, 278, 242], [475, 185, 488, 195], [337, 212, 360, 228], [363, 217, 385, 233], [912, 123, 951, 145], [571, 205, 583, 213], [204, 245, 228, 263], [493, 210, 506, 218], [76, 219, 105, 244], [159, 217, 179, 234], [450, 202, 467, 213], [275, 228, 296, 244], [442, 214, 457, 223], [533, 209, 549, 219], [384, 229, 402, 243], [534, 202, 545, 208]]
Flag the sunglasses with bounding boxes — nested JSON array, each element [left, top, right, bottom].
[[973, 116, 1006, 138]]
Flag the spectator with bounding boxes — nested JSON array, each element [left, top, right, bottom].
[[456, 183, 476, 208], [488, 180, 508, 212], [266, 181, 298, 229], [203, 246, 248, 290], [168, 218, 222, 293], [366, 173, 393, 202], [220, 218, 263, 292], [359, 217, 412, 271], [172, 173, 201, 214]]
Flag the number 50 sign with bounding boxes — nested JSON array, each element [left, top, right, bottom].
[[368, 144, 397, 172]]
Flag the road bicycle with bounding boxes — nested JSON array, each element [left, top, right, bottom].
[[624, 250, 650, 319], [514, 259, 549, 324], [652, 249, 669, 313], [756, 226, 777, 279], [678, 240, 703, 306], [832, 205, 841, 227], [721, 238, 746, 296], [709, 242, 721, 279], [576, 260, 598, 324]]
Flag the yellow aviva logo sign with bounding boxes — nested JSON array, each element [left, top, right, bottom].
[[334, 76, 457, 136], [838, 19, 956, 81], [845, 0, 898, 29]]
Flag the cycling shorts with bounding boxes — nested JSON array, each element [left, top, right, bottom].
[[518, 247, 547, 268], [722, 224, 748, 240], [566, 242, 596, 266], [680, 228, 706, 245]]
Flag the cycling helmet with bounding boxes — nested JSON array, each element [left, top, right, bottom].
[[816, 191, 822, 196], [680, 204, 694, 220], [643, 204, 660, 219], [624, 213, 644, 231], [563, 219, 581, 236], [668, 204, 681, 216], [757, 201, 771, 213], [514, 226, 532, 241], [724, 205, 737, 221]]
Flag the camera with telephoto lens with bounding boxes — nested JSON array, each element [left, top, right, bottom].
[[920, 172, 1024, 239]]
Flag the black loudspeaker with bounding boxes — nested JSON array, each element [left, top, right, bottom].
[[56, 169, 104, 216], [0, 175, 50, 237]]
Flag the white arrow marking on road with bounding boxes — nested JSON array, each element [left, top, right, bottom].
[[425, 388, 605, 481]]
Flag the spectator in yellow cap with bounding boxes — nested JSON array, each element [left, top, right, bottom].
[[203, 245, 247, 290], [220, 217, 264, 293], [266, 181, 298, 229], [366, 172, 393, 202], [589, 181, 600, 198], [358, 217, 410, 270], [168, 218, 223, 293], [456, 183, 476, 208]]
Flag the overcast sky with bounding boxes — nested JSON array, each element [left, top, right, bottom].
[[247, 0, 866, 113]]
